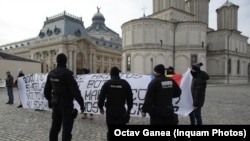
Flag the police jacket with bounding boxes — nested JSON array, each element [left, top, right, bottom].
[[98, 75, 133, 112], [44, 66, 84, 110], [142, 74, 181, 113], [191, 70, 209, 108]]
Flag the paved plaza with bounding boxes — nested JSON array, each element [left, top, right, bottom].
[[0, 84, 250, 141]]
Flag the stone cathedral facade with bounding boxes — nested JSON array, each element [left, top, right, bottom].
[[121, 0, 250, 84]]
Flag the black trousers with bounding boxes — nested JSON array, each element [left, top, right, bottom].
[[106, 107, 127, 141], [149, 106, 177, 125], [49, 102, 74, 141]]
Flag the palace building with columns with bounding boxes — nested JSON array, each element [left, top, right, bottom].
[[0, 9, 122, 77]]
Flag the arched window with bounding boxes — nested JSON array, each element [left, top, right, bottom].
[[126, 55, 131, 72]]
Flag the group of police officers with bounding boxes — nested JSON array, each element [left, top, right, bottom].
[[44, 53, 182, 141]]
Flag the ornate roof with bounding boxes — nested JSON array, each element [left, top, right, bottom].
[[86, 7, 119, 36], [37, 11, 89, 39]]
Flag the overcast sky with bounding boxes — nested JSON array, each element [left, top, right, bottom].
[[0, 0, 249, 45]]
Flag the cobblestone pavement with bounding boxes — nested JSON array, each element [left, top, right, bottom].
[[0, 84, 250, 141]]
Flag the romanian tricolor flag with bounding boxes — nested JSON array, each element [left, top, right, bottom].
[[166, 74, 182, 86], [167, 68, 194, 117]]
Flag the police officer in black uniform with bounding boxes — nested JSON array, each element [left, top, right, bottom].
[[98, 66, 133, 141], [44, 53, 85, 141], [141, 64, 181, 125]]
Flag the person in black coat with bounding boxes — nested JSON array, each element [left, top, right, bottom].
[[98, 66, 133, 141], [189, 62, 209, 125], [141, 64, 181, 125], [44, 53, 85, 141], [165, 66, 179, 124], [166, 66, 175, 75], [5, 71, 14, 104]]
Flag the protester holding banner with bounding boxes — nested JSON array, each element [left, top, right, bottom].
[[5, 71, 14, 105], [165, 66, 179, 124], [141, 64, 181, 125], [80, 68, 94, 120], [44, 53, 85, 141], [189, 62, 209, 125], [98, 66, 133, 141], [16, 68, 25, 108], [166, 66, 175, 75]]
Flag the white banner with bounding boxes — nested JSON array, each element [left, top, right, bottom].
[[0, 79, 6, 88], [18, 69, 193, 117], [17, 73, 50, 110]]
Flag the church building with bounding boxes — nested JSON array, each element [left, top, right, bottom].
[[121, 0, 250, 84]]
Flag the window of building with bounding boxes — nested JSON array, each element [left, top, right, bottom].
[[191, 54, 197, 66], [96, 66, 100, 73], [228, 59, 231, 74], [104, 67, 107, 73], [126, 55, 131, 72]]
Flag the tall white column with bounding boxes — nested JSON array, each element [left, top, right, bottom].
[[48, 50, 51, 71], [68, 50, 73, 71], [73, 50, 77, 74], [92, 54, 96, 73], [89, 53, 92, 73]]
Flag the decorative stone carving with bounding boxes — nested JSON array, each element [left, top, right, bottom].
[[75, 29, 81, 37], [39, 31, 45, 38], [46, 28, 52, 36], [54, 26, 60, 35]]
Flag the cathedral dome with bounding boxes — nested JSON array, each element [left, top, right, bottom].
[[86, 7, 121, 49], [92, 7, 105, 24], [93, 12, 104, 19], [87, 7, 119, 36]]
